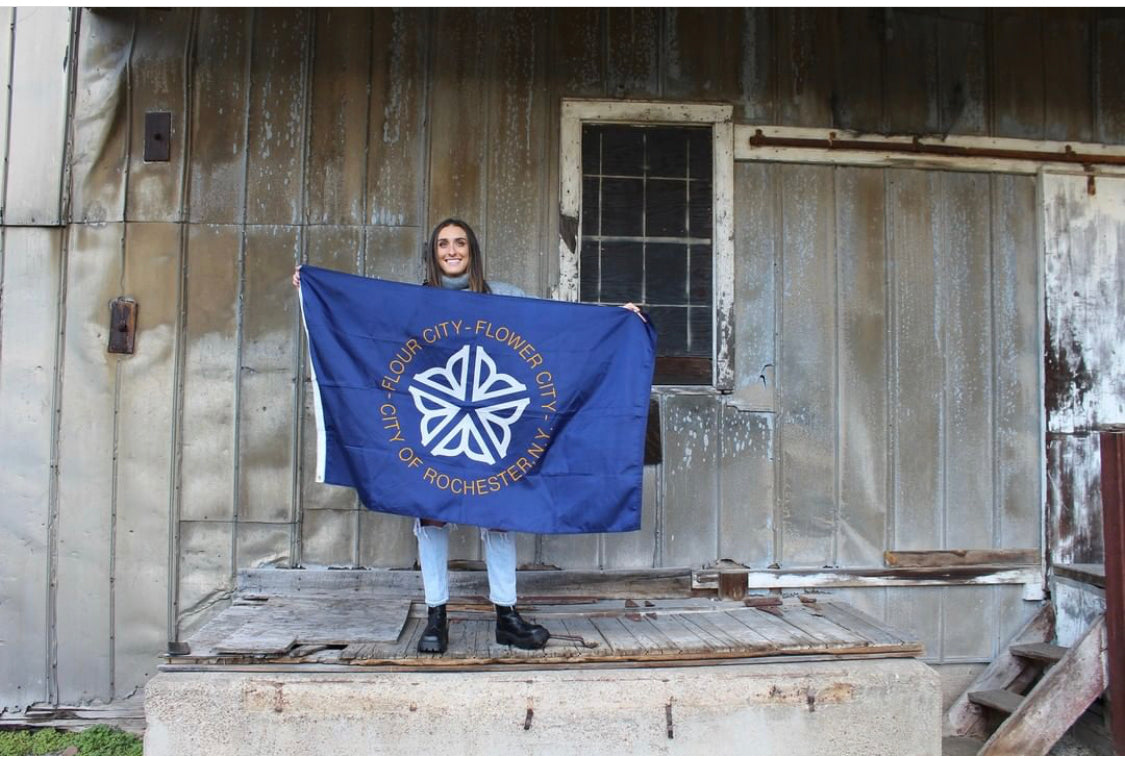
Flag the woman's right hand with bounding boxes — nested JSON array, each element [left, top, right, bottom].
[[292, 266, 301, 288]]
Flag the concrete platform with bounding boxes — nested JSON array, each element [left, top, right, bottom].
[[144, 658, 941, 755]]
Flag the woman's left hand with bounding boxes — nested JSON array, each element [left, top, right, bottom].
[[622, 302, 646, 322]]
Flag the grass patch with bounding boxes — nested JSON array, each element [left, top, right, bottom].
[[0, 726, 142, 756]]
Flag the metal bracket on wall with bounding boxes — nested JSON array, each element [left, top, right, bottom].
[[145, 112, 171, 162], [108, 297, 137, 354]]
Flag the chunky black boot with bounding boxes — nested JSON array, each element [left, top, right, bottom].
[[417, 604, 448, 653], [495, 604, 549, 649]]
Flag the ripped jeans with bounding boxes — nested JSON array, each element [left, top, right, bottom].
[[413, 520, 517, 607]]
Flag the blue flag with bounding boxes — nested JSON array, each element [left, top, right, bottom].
[[299, 266, 656, 534]]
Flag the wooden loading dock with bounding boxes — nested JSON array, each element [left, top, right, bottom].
[[146, 568, 940, 755]]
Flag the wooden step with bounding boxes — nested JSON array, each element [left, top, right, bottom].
[[1010, 642, 1067, 663], [968, 689, 1024, 714]]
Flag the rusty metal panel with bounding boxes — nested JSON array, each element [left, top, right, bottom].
[[4, 7, 72, 225], [992, 10, 1045, 140], [0, 9, 12, 213], [603, 465, 659, 570], [1096, 16, 1125, 144], [550, 8, 604, 98], [885, 586, 942, 662], [357, 511, 414, 569], [238, 226, 300, 523], [0, 227, 61, 709], [777, 164, 835, 567], [245, 9, 308, 226], [1043, 10, 1094, 142], [306, 8, 371, 226], [364, 225, 423, 284], [427, 8, 489, 228], [54, 224, 120, 703], [484, 9, 548, 296], [836, 167, 888, 567], [884, 11, 940, 134], [1047, 433, 1103, 565], [366, 8, 428, 227], [937, 14, 986, 135], [605, 8, 659, 99], [889, 171, 942, 549], [661, 393, 719, 567], [1044, 174, 1125, 432], [992, 175, 1041, 548], [1101, 431, 1125, 754], [188, 9, 251, 225], [942, 586, 997, 660], [774, 9, 834, 128], [830, 10, 884, 133], [718, 408, 773, 566], [179, 224, 239, 522], [663, 8, 743, 101], [114, 221, 179, 698], [70, 10, 133, 224], [236, 522, 291, 570], [177, 520, 233, 636], [301, 508, 357, 567], [731, 162, 775, 403], [126, 8, 193, 222], [738, 8, 775, 124], [942, 172, 995, 548]]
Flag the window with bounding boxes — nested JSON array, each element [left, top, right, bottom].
[[557, 100, 734, 389], [580, 124, 713, 384]]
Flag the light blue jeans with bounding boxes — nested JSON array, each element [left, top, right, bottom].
[[414, 520, 517, 607]]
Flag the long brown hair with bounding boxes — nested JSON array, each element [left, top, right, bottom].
[[423, 218, 490, 293]]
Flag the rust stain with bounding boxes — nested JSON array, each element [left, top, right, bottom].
[[1044, 317, 1095, 420]]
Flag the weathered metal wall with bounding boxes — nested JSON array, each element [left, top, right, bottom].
[[3, 6, 1125, 711]]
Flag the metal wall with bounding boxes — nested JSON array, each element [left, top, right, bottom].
[[3, 6, 1125, 710]]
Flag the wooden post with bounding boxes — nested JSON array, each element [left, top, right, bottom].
[[1101, 430, 1125, 755]]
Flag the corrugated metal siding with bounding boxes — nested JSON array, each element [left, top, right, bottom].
[[3, 6, 1125, 709]]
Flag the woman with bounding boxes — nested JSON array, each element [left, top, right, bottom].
[[296, 218, 644, 654]]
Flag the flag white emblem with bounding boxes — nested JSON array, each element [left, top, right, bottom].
[[408, 345, 530, 465]]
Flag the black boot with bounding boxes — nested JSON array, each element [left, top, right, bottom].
[[417, 604, 448, 653], [495, 604, 549, 649]]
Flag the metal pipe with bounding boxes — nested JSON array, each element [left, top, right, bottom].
[[745, 129, 1125, 168]]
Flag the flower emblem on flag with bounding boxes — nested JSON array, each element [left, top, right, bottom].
[[408, 345, 530, 465]]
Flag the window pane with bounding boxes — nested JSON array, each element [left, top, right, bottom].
[[689, 178, 712, 238], [688, 128, 712, 179], [580, 240, 600, 302], [646, 243, 688, 305], [646, 179, 687, 238], [689, 306, 713, 357], [602, 178, 644, 236], [581, 125, 601, 169], [582, 177, 599, 236], [646, 127, 690, 178], [648, 305, 687, 356], [600, 126, 645, 176], [689, 244, 712, 305], [600, 241, 642, 303]]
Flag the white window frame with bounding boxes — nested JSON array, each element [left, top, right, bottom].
[[557, 99, 735, 390]]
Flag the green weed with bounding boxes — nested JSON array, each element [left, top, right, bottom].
[[0, 725, 142, 756]]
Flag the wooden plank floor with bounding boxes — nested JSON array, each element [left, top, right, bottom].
[[177, 595, 924, 667]]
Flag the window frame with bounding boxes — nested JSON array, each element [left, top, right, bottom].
[[557, 99, 735, 390]]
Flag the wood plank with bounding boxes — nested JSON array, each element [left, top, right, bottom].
[[214, 628, 296, 655], [727, 607, 821, 649], [617, 614, 679, 654], [559, 615, 611, 654], [771, 604, 854, 646], [968, 688, 1023, 715], [673, 613, 740, 653], [981, 616, 1108, 755], [884, 549, 1039, 568], [1010, 642, 1067, 663], [647, 614, 708, 652], [589, 616, 644, 656], [945, 602, 1054, 737], [818, 602, 909, 647]]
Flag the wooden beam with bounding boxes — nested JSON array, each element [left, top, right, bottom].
[[944, 603, 1055, 738], [883, 549, 1039, 568], [980, 615, 1107, 755], [694, 565, 1043, 591]]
